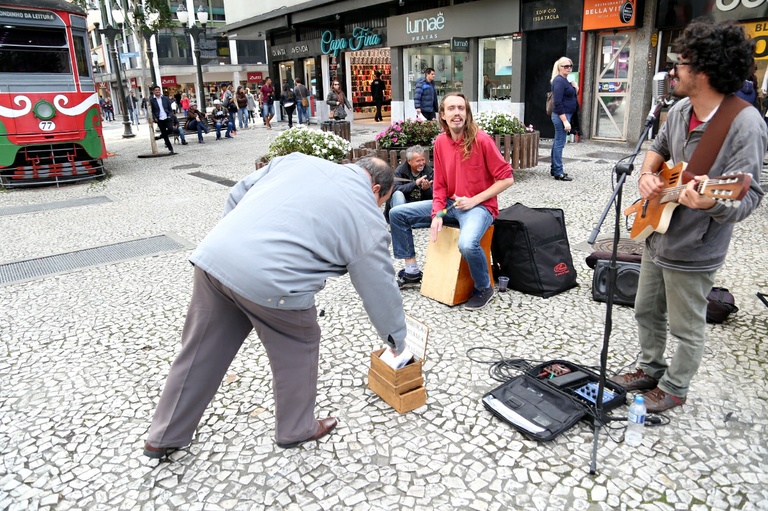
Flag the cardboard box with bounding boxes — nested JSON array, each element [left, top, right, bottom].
[[367, 315, 429, 414], [420, 225, 494, 305]]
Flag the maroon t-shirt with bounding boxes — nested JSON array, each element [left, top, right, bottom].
[[261, 85, 274, 103]]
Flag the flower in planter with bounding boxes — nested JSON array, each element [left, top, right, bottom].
[[375, 118, 441, 149], [267, 125, 351, 163], [475, 111, 535, 136]]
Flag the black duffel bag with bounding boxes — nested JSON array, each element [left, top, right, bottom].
[[492, 203, 578, 298]]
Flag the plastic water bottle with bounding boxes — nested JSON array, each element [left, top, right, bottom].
[[625, 395, 646, 446]]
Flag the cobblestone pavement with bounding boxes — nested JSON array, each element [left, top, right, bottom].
[[1, 117, 767, 511]]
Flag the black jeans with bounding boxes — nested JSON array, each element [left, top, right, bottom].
[[156, 118, 173, 151], [284, 104, 295, 127]]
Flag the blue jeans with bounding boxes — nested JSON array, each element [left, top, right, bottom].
[[171, 126, 186, 143], [550, 112, 572, 177], [238, 107, 249, 128], [215, 120, 233, 139], [129, 109, 139, 125], [262, 102, 275, 118], [635, 252, 716, 397], [187, 119, 209, 142], [390, 199, 494, 291], [390, 193, 432, 228], [297, 104, 309, 124]]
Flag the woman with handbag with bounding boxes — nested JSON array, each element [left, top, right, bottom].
[[549, 57, 577, 182], [326, 80, 352, 121], [281, 83, 296, 128]]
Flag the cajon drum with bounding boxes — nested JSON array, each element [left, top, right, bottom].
[[420, 225, 494, 305]]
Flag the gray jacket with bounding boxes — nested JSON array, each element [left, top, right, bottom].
[[190, 152, 407, 351], [646, 97, 766, 271]]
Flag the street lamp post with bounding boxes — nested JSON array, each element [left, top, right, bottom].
[[176, 3, 208, 112], [94, 2, 135, 138], [140, 28, 158, 86]]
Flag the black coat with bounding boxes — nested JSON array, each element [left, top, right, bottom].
[[150, 95, 174, 121]]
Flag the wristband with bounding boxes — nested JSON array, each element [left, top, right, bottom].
[[640, 171, 659, 177]]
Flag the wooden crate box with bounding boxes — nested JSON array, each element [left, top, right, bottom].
[[420, 225, 494, 306]]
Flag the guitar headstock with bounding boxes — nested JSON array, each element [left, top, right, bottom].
[[698, 173, 752, 206]]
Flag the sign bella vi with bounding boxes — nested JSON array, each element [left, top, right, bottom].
[[321, 27, 382, 57]]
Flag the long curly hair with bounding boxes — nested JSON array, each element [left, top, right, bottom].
[[438, 93, 477, 161], [673, 19, 755, 95]]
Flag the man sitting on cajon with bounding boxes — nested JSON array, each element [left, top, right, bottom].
[[389, 93, 514, 309]]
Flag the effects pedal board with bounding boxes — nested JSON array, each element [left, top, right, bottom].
[[574, 382, 616, 404]]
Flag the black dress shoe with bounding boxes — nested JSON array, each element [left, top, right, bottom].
[[181, 141, 188, 145], [143, 441, 182, 459], [276, 417, 338, 449], [554, 173, 573, 181]]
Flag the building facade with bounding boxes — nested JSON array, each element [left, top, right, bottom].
[[89, 0, 268, 115], [216, 0, 768, 144]]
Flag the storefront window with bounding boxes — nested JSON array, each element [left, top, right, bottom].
[[480, 36, 513, 101], [405, 44, 463, 101]]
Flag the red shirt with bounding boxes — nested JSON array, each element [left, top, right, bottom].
[[260, 84, 274, 101], [431, 130, 513, 218], [689, 110, 704, 132]]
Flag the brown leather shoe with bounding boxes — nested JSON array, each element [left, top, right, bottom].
[[610, 368, 658, 391], [142, 441, 182, 459], [276, 417, 338, 449], [644, 387, 686, 413]]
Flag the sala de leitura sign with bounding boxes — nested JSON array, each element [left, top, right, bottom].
[[321, 28, 382, 57]]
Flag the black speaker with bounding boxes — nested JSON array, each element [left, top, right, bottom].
[[592, 260, 641, 306]]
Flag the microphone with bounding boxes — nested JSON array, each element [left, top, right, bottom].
[[653, 71, 669, 101], [647, 71, 671, 121]]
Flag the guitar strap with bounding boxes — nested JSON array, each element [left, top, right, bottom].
[[685, 94, 750, 178]]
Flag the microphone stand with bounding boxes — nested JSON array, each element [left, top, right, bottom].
[[586, 96, 669, 475]]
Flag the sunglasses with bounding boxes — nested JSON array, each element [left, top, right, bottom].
[[560, 64, 573, 69], [672, 62, 691, 72]]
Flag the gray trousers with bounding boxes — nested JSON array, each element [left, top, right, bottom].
[[147, 266, 321, 447], [635, 252, 716, 398]]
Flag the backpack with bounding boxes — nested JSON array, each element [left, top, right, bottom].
[[706, 287, 738, 323]]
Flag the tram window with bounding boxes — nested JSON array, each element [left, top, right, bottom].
[[0, 26, 71, 74], [73, 35, 89, 78]]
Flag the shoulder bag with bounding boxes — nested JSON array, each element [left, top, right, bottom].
[[546, 92, 554, 116]]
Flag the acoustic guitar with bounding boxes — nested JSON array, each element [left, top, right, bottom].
[[624, 161, 752, 241]]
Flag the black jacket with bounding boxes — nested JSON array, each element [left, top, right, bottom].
[[150, 95, 173, 121]]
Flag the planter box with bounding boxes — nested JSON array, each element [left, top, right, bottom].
[[492, 131, 539, 170], [373, 146, 433, 170], [371, 132, 538, 170]]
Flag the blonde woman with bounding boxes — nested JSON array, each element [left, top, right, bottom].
[[549, 57, 577, 181]]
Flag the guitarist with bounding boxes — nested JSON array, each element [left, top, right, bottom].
[[611, 20, 766, 414]]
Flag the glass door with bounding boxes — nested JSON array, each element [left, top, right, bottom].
[[278, 61, 295, 121], [303, 58, 316, 117], [592, 32, 634, 141]]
